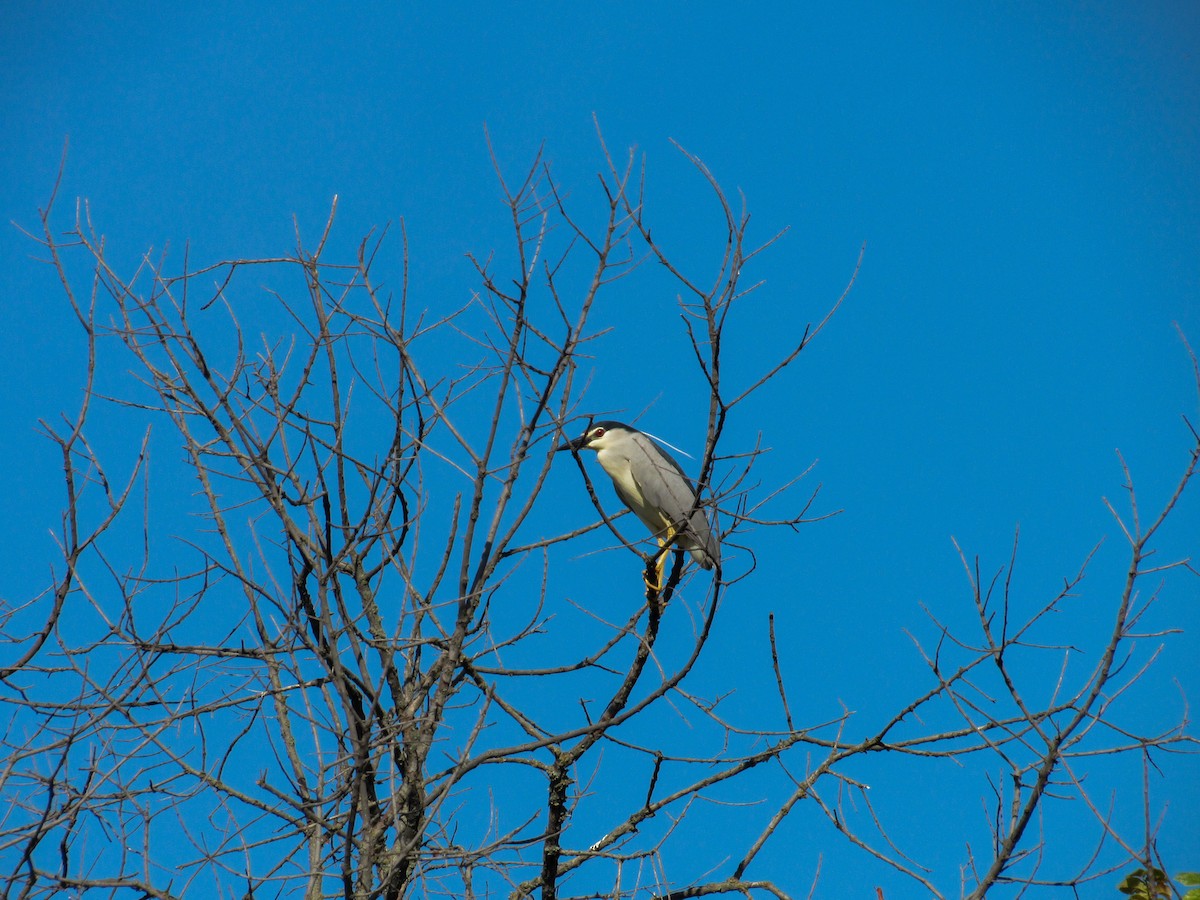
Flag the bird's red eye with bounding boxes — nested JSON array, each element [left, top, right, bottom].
[[593, 427, 605, 438]]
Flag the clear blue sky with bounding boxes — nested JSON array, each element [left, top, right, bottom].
[[3, 2, 1197, 896]]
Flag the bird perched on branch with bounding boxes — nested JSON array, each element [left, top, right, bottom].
[[558, 420, 719, 585]]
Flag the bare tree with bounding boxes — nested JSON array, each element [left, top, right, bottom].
[[2, 135, 1196, 900]]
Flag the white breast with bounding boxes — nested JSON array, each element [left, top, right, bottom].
[[595, 447, 661, 532]]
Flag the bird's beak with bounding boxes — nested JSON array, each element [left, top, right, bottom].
[[557, 435, 586, 453]]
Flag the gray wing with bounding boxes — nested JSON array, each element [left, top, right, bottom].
[[627, 433, 720, 568]]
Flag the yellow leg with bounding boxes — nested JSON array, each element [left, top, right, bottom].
[[643, 542, 664, 591], [643, 526, 676, 592]]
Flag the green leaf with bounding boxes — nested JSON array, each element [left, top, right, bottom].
[[1119, 868, 1178, 900], [1119, 870, 1146, 895], [1178, 873, 1200, 887]]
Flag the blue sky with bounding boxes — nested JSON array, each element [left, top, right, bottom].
[[3, 2, 1197, 897]]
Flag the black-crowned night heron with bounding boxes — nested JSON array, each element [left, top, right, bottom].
[[558, 421, 720, 584]]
